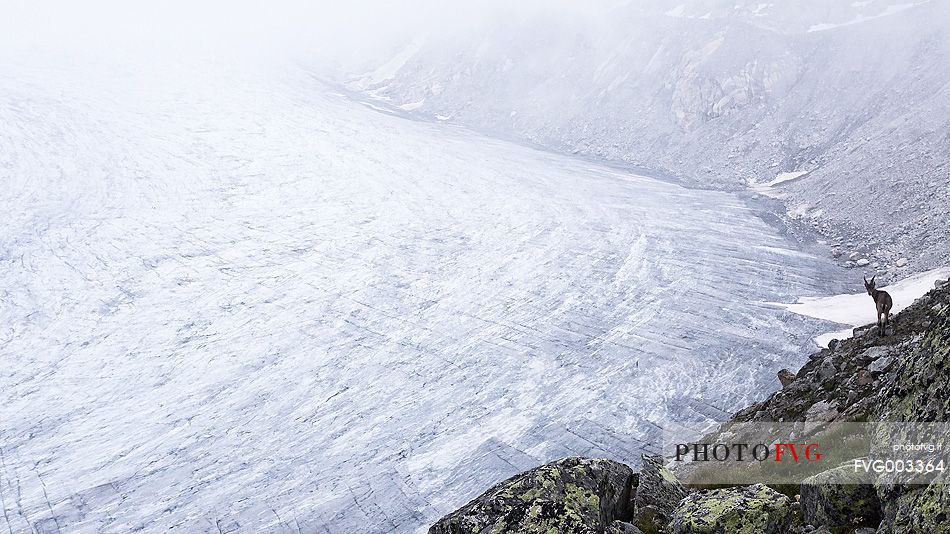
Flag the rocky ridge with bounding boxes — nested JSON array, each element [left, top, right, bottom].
[[429, 277, 950, 533]]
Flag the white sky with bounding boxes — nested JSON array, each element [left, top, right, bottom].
[[0, 0, 615, 71]]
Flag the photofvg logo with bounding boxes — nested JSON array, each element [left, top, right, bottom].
[[674, 442, 822, 463], [662, 421, 950, 486]]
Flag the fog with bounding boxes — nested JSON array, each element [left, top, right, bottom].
[[0, 0, 613, 73]]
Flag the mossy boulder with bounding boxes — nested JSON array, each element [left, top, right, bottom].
[[800, 463, 880, 528], [877, 473, 950, 534], [429, 457, 636, 534], [632, 455, 690, 533], [668, 484, 800, 534]]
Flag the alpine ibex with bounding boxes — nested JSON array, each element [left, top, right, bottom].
[[864, 276, 893, 336]]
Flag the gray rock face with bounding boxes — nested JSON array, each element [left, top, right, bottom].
[[868, 356, 894, 374], [800, 464, 880, 529], [428, 457, 637, 534], [877, 474, 950, 534], [633, 455, 690, 534]]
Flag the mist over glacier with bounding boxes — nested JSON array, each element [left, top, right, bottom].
[[349, 0, 950, 273], [1, 1, 939, 533]]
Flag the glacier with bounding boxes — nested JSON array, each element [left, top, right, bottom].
[[0, 58, 849, 533]]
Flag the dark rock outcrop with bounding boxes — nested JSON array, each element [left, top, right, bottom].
[[428, 457, 636, 534], [431, 284, 950, 533], [632, 455, 690, 534], [800, 463, 880, 529]]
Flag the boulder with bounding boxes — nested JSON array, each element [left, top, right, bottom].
[[668, 484, 800, 534], [853, 369, 873, 386], [817, 359, 837, 382], [778, 369, 797, 388], [805, 401, 838, 423], [607, 520, 645, 534], [428, 457, 636, 534], [633, 455, 690, 534], [878, 476, 950, 534], [800, 464, 880, 529], [868, 356, 894, 374]]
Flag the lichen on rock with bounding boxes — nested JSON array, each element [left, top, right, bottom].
[[799, 463, 880, 529], [667, 484, 800, 534], [606, 520, 646, 534], [428, 456, 636, 534], [632, 455, 690, 534], [880, 474, 950, 534], [873, 289, 950, 533]]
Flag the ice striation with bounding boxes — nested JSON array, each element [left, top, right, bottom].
[[1, 58, 848, 533]]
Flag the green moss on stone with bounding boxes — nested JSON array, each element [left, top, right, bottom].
[[669, 484, 801, 534], [430, 457, 635, 534], [800, 464, 880, 529]]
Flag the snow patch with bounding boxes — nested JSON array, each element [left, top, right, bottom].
[[808, 3, 924, 32], [399, 99, 425, 111], [748, 170, 809, 198], [768, 171, 810, 187], [360, 100, 395, 113], [774, 266, 950, 347]]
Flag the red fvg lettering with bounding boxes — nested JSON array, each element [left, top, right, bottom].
[[774, 443, 822, 462]]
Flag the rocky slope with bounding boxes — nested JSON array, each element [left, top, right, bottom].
[[352, 0, 950, 278], [429, 277, 950, 533]]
